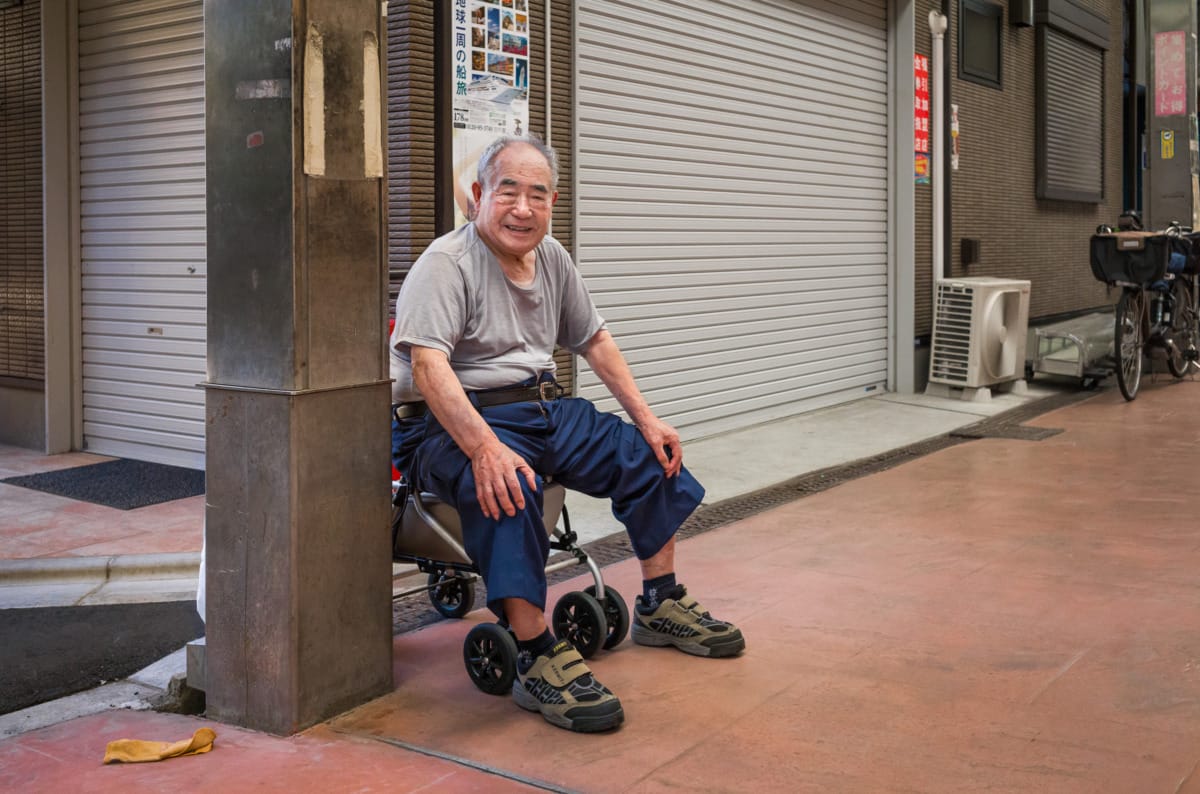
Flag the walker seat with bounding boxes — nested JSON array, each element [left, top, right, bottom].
[[390, 479, 628, 695]]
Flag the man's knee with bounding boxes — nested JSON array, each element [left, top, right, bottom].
[[456, 470, 547, 515]]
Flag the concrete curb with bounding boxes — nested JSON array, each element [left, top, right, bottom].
[[0, 552, 201, 585], [0, 647, 193, 739]]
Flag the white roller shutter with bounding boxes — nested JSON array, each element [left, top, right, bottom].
[[576, 0, 889, 440], [78, 0, 205, 468]]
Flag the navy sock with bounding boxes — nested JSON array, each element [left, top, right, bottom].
[[516, 629, 556, 674], [642, 573, 678, 611]]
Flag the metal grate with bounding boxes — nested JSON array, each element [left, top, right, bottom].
[[0, 0, 43, 383], [929, 282, 975, 384]]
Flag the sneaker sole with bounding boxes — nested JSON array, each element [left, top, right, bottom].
[[512, 681, 625, 733], [631, 623, 746, 658]]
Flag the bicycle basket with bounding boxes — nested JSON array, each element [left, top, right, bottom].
[[1089, 232, 1171, 284]]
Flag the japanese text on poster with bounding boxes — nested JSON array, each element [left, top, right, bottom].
[[451, 0, 531, 227], [1154, 31, 1187, 117], [914, 54, 930, 153], [914, 54, 930, 184]]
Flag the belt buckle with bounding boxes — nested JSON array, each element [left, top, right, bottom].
[[538, 381, 560, 401]]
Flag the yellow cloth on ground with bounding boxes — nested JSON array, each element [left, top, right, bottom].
[[102, 727, 216, 765]]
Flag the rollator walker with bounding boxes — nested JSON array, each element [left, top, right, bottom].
[[390, 472, 630, 695]]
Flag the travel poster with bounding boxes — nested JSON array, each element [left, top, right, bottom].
[[452, 0, 531, 226]]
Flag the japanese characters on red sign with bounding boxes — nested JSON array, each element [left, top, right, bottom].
[[1155, 31, 1187, 117], [914, 54, 930, 153]]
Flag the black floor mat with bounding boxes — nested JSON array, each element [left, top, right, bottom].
[[2, 459, 205, 510]]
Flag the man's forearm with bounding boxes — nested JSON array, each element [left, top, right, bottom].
[[410, 348, 499, 458], [410, 345, 539, 516], [582, 330, 654, 425], [583, 329, 684, 475]]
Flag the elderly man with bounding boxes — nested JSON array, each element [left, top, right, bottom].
[[389, 134, 744, 733]]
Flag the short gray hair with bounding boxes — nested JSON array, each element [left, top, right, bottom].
[[476, 133, 560, 192]]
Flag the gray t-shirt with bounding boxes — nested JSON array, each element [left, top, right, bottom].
[[390, 223, 605, 403]]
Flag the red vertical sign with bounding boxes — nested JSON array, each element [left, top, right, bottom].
[[1155, 31, 1187, 117], [914, 54, 930, 153]]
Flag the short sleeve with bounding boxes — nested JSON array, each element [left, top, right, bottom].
[[553, 247, 605, 353], [391, 252, 468, 356]]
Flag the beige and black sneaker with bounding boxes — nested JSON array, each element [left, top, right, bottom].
[[512, 639, 624, 732], [632, 587, 745, 658]]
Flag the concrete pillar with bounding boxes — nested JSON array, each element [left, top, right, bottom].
[[202, 0, 393, 734], [1146, 0, 1199, 229]]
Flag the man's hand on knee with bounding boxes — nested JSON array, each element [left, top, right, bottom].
[[469, 439, 538, 519], [634, 416, 683, 478]]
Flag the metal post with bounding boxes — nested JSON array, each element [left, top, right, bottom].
[[929, 11, 948, 311], [1146, 0, 1198, 229], [202, 0, 393, 735]]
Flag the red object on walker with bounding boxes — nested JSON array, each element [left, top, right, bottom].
[[388, 318, 402, 482]]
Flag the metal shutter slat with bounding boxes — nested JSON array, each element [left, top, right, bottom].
[[1042, 28, 1103, 199], [577, 0, 888, 439], [78, 0, 205, 467]]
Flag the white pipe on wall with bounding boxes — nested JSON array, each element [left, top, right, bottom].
[[929, 11, 947, 313], [544, 0, 552, 141], [545, 0, 552, 235]]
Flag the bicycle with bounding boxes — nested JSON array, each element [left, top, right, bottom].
[[1091, 215, 1200, 401]]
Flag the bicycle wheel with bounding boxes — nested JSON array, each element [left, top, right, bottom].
[[1114, 287, 1145, 401], [1168, 277, 1198, 377]]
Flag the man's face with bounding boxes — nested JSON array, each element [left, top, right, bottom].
[[472, 143, 558, 261]]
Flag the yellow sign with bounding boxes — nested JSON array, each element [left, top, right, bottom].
[[1162, 130, 1175, 160]]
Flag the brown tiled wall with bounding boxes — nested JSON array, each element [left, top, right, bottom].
[[385, 0, 576, 390], [386, 0, 574, 288], [386, 0, 437, 310], [914, 0, 1122, 336], [528, 0, 575, 256], [915, 0, 937, 336], [528, 1, 576, 392], [0, 0, 44, 383]]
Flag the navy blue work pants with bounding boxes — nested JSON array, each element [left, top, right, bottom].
[[394, 397, 704, 615]]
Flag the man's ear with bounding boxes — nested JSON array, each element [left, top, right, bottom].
[[472, 181, 483, 203], [551, 190, 559, 206]]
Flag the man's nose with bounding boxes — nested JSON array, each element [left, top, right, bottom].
[[510, 194, 533, 214]]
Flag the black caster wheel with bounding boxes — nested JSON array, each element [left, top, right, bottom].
[[584, 584, 629, 650], [428, 571, 475, 619], [463, 623, 518, 695], [551, 590, 607, 659]]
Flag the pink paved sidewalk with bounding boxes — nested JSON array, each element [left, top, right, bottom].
[[0, 709, 539, 793], [0, 446, 204, 561], [2, 379, 1200, 792]]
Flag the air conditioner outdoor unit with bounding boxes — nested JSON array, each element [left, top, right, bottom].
[[929, 277, 1031, 390]]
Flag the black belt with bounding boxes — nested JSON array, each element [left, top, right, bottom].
[[393, 380, 564, 421]]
